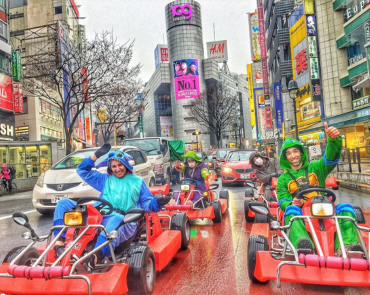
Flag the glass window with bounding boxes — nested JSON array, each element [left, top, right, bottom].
[[55, 6, 62, 14], [25, 146, 39, 177], [22, 97, 28, 114], [9, 146, 25, 179], [40, 144, 52, 173], [0, 146, 8, 164], [132, 150, 145, 165], [123, 138, 160, 155]]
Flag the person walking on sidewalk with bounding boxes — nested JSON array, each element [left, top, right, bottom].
[[0, 164, 13, 194]]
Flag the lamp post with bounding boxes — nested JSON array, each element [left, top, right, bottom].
[[192, 131, 201, 151], [288, 79, 299, 141]]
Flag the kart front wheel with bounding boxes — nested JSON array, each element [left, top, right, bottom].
[[245, 188, 254, 198], [211, 200, 222, 223], [244, 199, 255, 222], [219, 190, 229, 210], [3, 246, 40, 266], [248, 235, 269, 283], [255, 213, 269, 223], [171, 213, 190, 250], [126, 245, 156, 295]]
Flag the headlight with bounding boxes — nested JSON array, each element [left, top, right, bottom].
[[64, 211, 87, 226], [36, 173, 45, 187], [223, 167, 233, 172], [181, 184, 190, 191], [311, 203, 334, 217]]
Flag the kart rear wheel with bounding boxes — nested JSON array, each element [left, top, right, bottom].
[[219, 190, 229, 210], [3, 246, 40, 266], [211, 200, 222, 223], [354, 206, 366, 224], [245, 188, 254, 198], [255, 213, 269, 223], [126, 245, 156, 295], [171, 213, 190, 250], [248, 235, 269, 283], [244, 199, 255, 222]]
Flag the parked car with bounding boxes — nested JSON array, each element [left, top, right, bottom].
[[32, 146, 156, 215], [214, 148, 239, 176], [221, 150, 257, 187]]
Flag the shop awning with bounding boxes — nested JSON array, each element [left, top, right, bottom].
[[353, 75, 370, 89]]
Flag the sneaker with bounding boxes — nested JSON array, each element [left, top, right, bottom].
[[54, 245, 66, 259], [84, 250, 103, 270], [297, 237, 314, 255], [337, 243, 364, 258]]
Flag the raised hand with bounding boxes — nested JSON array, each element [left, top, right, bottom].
[[324, 122, 340, 139]]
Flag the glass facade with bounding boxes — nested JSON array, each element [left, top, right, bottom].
[[346, 21, 370, 66], [343, 0, 370, 22], [155, 93, 172, 136]]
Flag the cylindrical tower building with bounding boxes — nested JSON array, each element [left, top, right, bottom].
[[165, 0, 210, 149]]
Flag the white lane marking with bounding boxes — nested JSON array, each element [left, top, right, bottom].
[[0, 210, 36, 221]]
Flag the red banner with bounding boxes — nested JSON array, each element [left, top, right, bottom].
[[85, 117, 91, 141], [19, 84, 23, 113], [0, 73, 13, 112], [13, 83, 19, 113]]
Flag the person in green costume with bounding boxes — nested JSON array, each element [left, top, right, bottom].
[[277, 123, 362, 255]]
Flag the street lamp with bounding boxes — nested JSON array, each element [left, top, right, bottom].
[[288, 79, 299, 141], [192, 131, 201, 151]]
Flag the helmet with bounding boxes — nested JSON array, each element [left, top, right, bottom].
[[1, 164, 7, 169]]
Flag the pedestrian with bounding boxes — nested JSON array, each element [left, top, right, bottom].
[[0, 164, 13, 194]]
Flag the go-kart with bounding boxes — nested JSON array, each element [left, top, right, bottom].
[[0, 196, 190, 295], [151, 178, 228, 223], [247, 186, 370, 287], [244, 175, 339, 223]]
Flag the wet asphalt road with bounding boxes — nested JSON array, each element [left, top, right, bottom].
[[1, 183, 370, 294]]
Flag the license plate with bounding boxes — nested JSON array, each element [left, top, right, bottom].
[[51, 194, 67, 203], [240, 174, 250, 179]]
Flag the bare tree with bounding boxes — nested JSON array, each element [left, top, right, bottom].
[[189, 82, 240, 148], [23, 31, 141, 154]]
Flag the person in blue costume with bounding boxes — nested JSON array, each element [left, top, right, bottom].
[[52, 143, 171, 268]]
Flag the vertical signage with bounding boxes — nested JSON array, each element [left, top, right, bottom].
[[19, 84, 24, 113], [308, 36, 317, 57], [310, 57, 320, 79], [306, 15, 316, 36], [12, 51, 22, 81], [173, 59, 200, 100], [304, 0, 315, 14], [13, 83, 19, 113], [0, 73, 13, 112], [249, 13, 261, 61], [247, 64, 256, 126], [311, 79, 322, 101], [274, 83, 284, 129]]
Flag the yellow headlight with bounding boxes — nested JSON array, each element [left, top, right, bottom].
[[223, 167, 233, 172], [181, 184, 190, 191], [64, 212, 84, 226], [311, 203, 334, 217], [203, 192, 208, 197]]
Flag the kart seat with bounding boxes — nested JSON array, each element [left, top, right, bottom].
[[268, 202, 279, 208], [8, 265, 71, 279], [299, 254, 370, 271], [164, 205, 193, 211]]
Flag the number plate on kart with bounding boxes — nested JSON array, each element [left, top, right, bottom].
[[51, 194, 67, 203], [240, 174, 250, 179]]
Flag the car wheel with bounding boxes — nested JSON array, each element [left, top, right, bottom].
[[149, 177, 155, 187], [354, 206, 366, 224], [171, 213, 190, 250], [3, 246, 40, 265], [245, 188, 254, 198], [255, 213, 269, 223], [244, 199, 255, 222], [211, 200, 222, 223], [219, 190, 229, 210], [248, 235, 269, 283], [36, 209, 54, 215], [126, 245, 156, 295]]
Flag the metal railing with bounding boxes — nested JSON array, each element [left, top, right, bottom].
[[336, 145, 370, 173]]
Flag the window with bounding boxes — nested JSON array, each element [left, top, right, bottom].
[[22, 97, 28, 113], [0, 20, 7, 38], [132, 150, 145, 165], [55, 6, 62, 14], [0, 0, 6, 8], [40, 145, 52, 173], [0, 52, 10, 75], [9, 146, 25, 179]]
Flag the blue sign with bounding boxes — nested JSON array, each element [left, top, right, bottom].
[[137, 93, 142, 101], [273, 83, 284, 130], [306, 15, 316, 36], [154, 46, 160, 70], [288, 4, 304, 28]]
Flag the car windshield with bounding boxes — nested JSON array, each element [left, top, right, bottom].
[[52, 148, 115, 170], [217, 150, 228, 158], [227, 152, 252, 161], [207, 156, 213, 160], [123, 139, 160, 155]]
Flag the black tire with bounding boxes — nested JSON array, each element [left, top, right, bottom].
[[354, 206, 366, 224], [10, 182, 17, 194], [255, 213, 269, 223], [36, 208, 54, 215], [171, 213, 190, 250], [219, 190, 229, 210], [245, 188, 254, 198], [248, 235, 269, 283], [3, 246, 40, 265], [148, 177, 155, 187], [211, 200, 222, 223], [244, 199, 255, 222], [126, 245, 156, 295]]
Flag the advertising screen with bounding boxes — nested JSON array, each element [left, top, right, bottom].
[[0, 73, 13, 112], [173, 59, 200, 100], [160, 116, 174, 138]]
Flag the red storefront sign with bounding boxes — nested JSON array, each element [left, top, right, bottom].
[[13, 83, 23, 113], [19, 84, 24, 113], [160, 48, 169, 62], [0, 74, 13, 112], [85, 117, 91, 141]]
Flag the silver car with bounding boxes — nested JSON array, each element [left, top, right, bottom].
[[32, 146, 156, 215]]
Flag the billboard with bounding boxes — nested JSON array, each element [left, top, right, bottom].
[[206, 40, 228, 62], [249, 13, 261, 61], [173, 59, 200, 100], [154, 44, 169, 70], [0, 109, 15, 141], [12, 51, 22, 81], [247, 64, 256, 126], [0, 73, 13, 112], [160, 116, 174, 138]]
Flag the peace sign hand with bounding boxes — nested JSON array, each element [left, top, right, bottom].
[[325, 122, 340, 139]]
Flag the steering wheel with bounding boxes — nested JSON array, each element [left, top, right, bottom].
[[295, 187, 336, 203], [76, 197, 114, 215], [181, 178, 198, 188]]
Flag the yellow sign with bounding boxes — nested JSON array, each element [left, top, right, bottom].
[[247, 64, 256, 126], [304, 0, 314, 15], [290, 16, 307, 80], [97, 109, 106, 123]]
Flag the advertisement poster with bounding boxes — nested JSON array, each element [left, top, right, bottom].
[[159, 116, 174, 138], [300, 101, 320, 121], [256, 70, 263, 84], [0, 73, 13, 112], [250, 12, 261, 61], [274, 83, 284, 129], [173, 59, 200, 100]]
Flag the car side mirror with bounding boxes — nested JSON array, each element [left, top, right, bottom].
[[248, 202, 275, 220], [129, 160, 135, 166]]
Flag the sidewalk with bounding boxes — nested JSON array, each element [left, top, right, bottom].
[[0, 190, 33, 202], [330, 172, 370, 194]]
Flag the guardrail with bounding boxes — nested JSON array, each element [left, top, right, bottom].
[[337, 145, 370, 173]]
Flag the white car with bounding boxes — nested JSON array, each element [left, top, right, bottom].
[[33, 146, 156, 215]]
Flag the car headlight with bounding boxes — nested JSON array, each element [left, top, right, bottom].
[[223, 167, 233, 172], [64, 211, 87, 226], [311, 203, 334, 217], [181, 184, 190, 191], [36, 173, 45, 187]]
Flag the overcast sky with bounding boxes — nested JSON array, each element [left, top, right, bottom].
[[78, 0, 257, 82]]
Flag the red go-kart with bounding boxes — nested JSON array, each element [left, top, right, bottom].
[[152, 178, 229, 223], [244, 175, 339, 223], [0, 195, 190, 295], [247, 186, 370, 287]]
